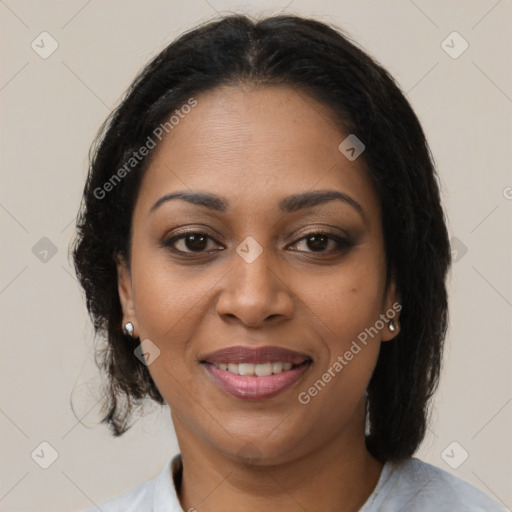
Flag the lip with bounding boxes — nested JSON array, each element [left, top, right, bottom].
[[199, 345, 313, 400], [199, 345, 312, 365], [201, 360, 312, 400]]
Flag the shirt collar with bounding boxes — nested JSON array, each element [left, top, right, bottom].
[[152, 453, 184, 512]]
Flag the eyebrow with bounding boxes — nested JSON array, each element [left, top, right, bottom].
[[150, 189, 365, 219]]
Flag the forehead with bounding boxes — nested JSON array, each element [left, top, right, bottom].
[[135, 85, 379, 219]]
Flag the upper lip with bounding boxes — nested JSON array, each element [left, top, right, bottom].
[[200, 345, 312, 365]]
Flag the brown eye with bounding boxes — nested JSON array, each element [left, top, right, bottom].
[[289, 231, 353, 254], [304, 234, 331, 252], [162, 232, 222, 254]]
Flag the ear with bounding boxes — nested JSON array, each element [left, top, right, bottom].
[[380, 278, 401, 342], [116, 254, 136, 320]]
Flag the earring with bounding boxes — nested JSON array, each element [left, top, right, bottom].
[[389, 319, 397, 332], [123, 322, 134, 337]]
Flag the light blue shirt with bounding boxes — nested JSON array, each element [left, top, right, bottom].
[[80, 454, 507, 511]]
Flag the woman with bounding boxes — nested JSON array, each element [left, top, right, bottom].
[[73, 13, 506, 512]]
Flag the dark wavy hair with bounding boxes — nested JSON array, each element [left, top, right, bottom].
[[72, 13, 451, 463]]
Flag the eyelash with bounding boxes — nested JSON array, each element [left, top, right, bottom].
[[161, 229, 353, 257]]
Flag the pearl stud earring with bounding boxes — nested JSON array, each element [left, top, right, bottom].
[[123, 322, 134, 337]]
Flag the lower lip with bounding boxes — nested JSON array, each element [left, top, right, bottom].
[[201, 361, 312, 400]]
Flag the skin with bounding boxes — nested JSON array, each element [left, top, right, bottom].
[[117, 84, 401, 512]]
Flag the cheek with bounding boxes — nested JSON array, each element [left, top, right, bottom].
[[300, 255, 385, 393], [294, 272, 384, 427], [129, 241, 216, 341], [310, 256, 386, 338], [317, 289, 383, 377], [129, 262, 209, 399]]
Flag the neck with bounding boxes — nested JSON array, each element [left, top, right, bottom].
[[172, 415, 383, 512]]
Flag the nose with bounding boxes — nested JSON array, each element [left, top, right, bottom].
[[215, 243, 294, 328]]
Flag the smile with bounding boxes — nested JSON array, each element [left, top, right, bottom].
[[199, 344, 313, 400], [211, 361, 294, 376]]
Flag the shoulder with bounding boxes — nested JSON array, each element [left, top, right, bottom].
[[371, 457, 507, 512], [78, 479, 154, 512], [77, 457, 179, 512], [78, 478, 155, 512]]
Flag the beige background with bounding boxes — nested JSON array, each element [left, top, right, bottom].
[[1, 1, 511, 511]]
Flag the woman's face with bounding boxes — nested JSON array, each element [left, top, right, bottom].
[[117, 85, 399, 465]]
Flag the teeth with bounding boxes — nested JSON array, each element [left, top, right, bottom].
[[213, 361, 295, 376], [272, 362, 283, 373], [239, 363, 255, 376], [255, 363, 272, 376]]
